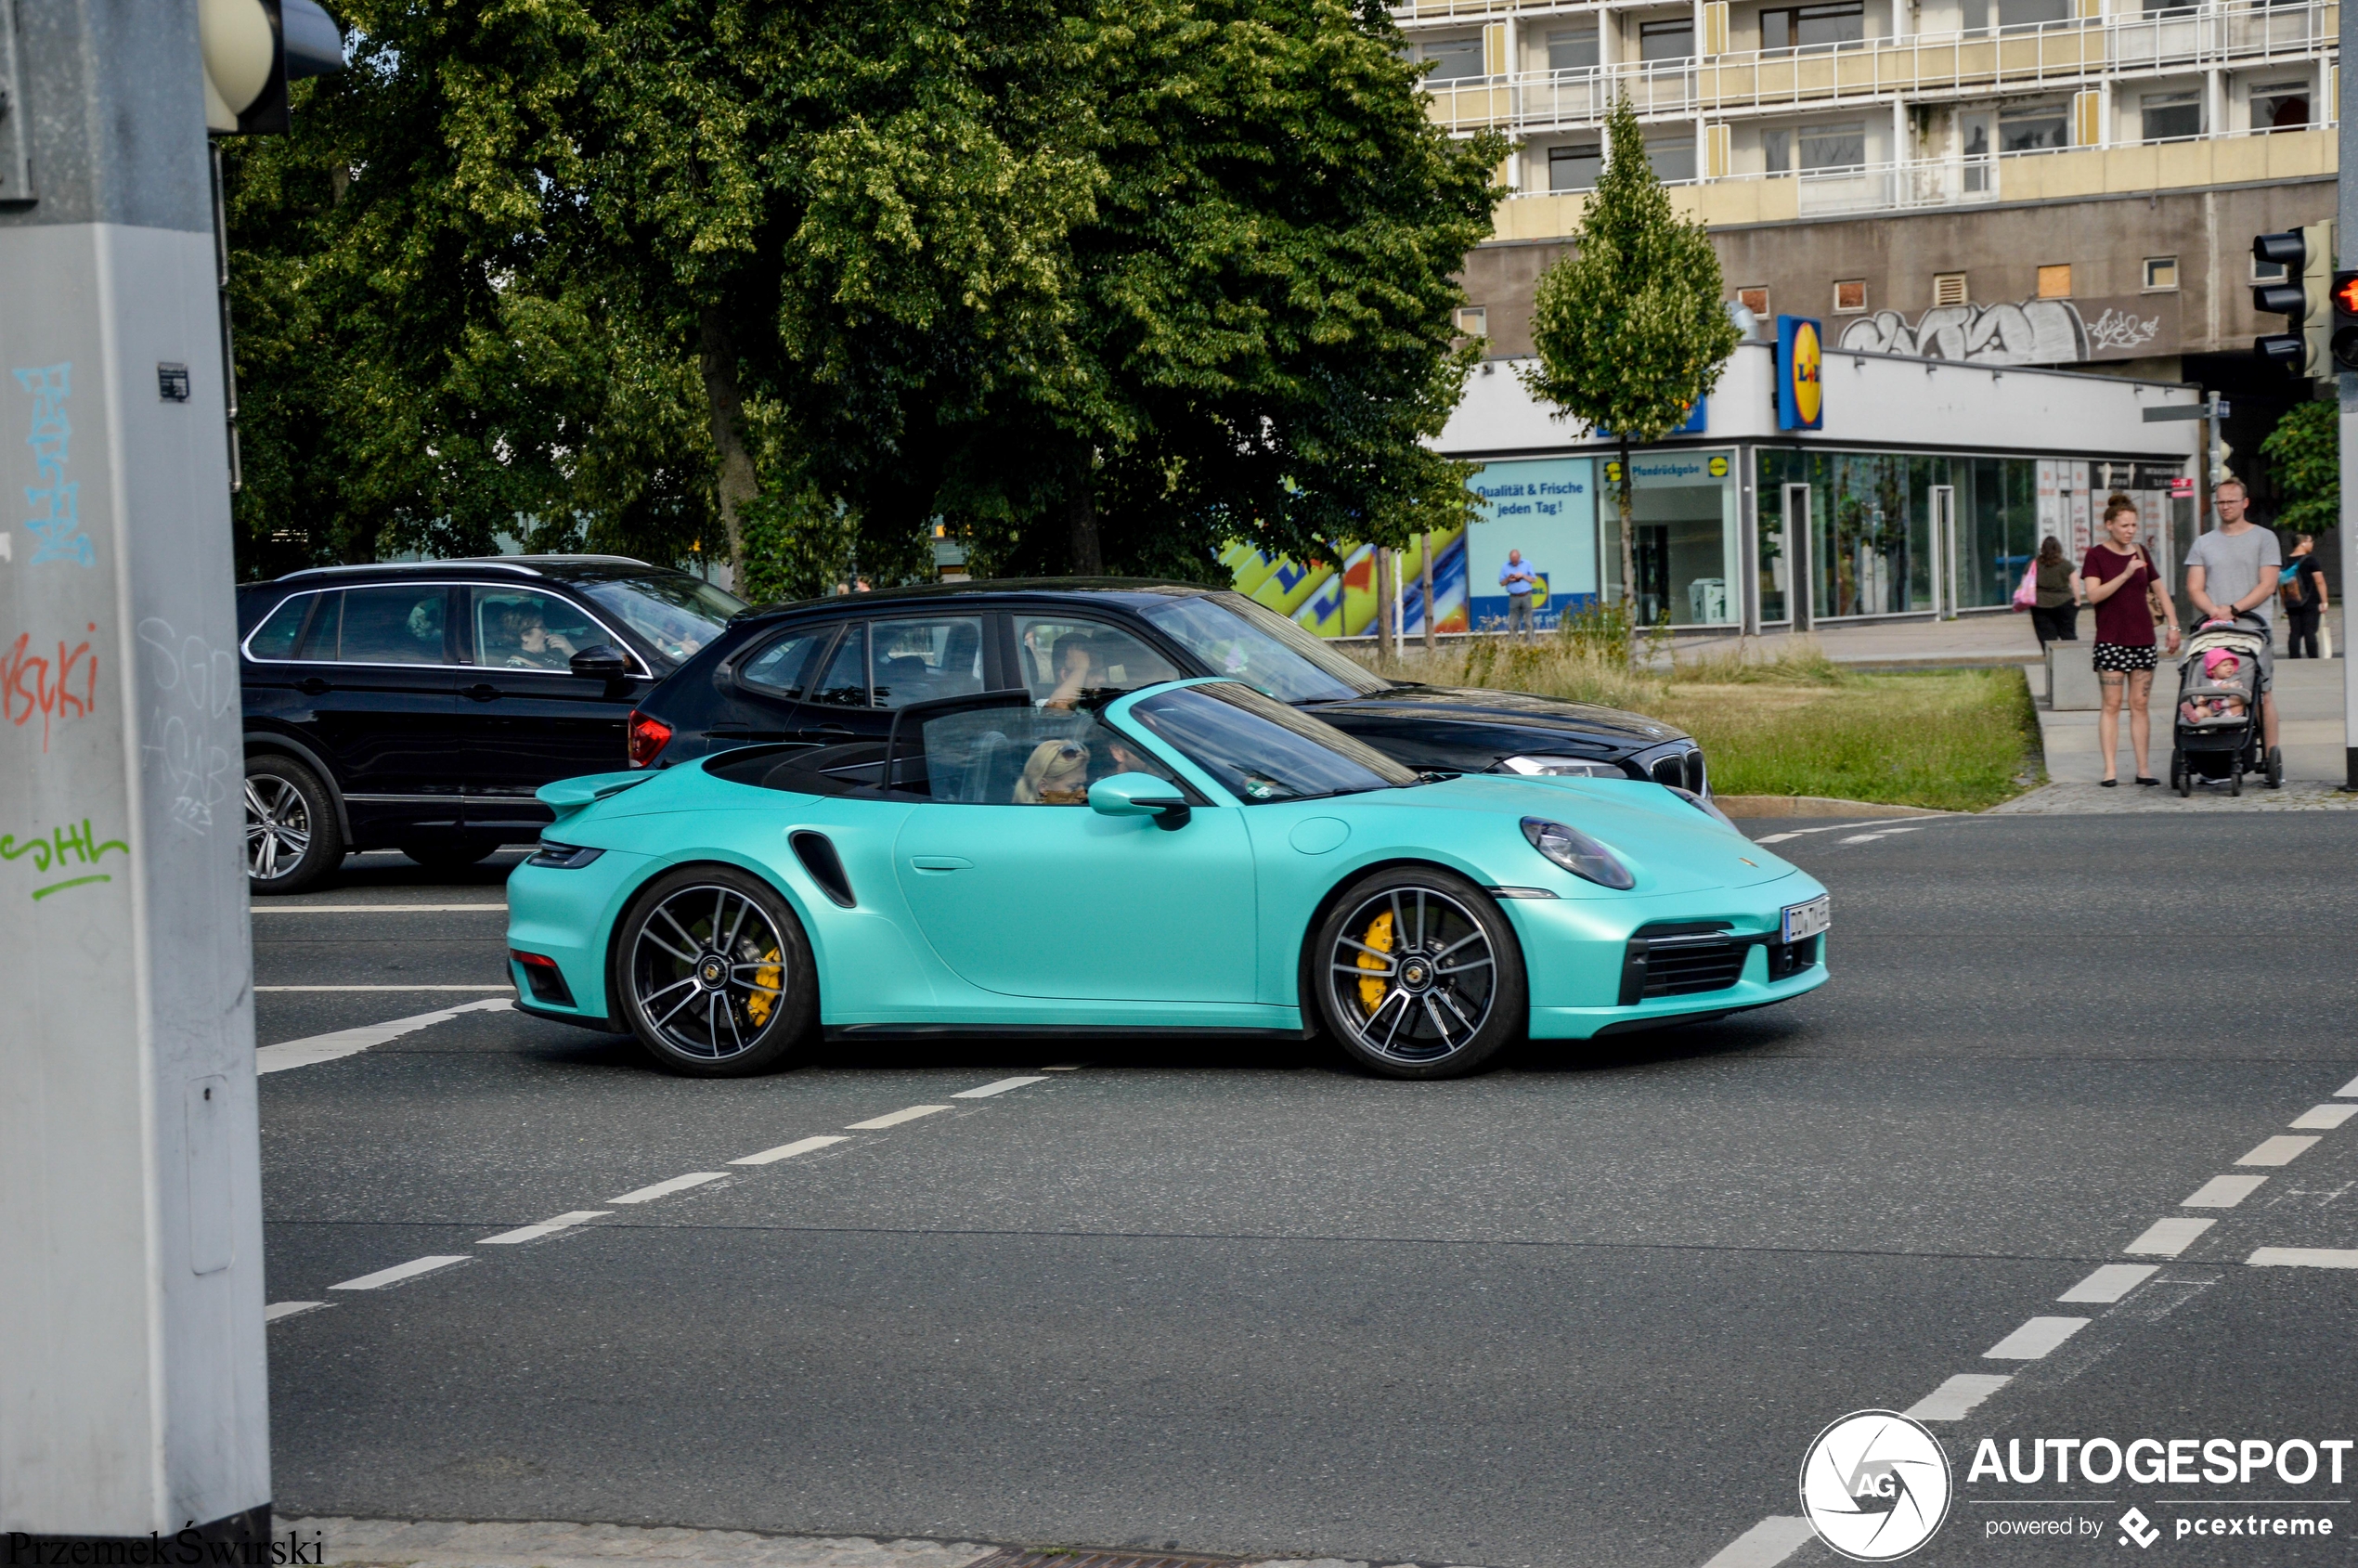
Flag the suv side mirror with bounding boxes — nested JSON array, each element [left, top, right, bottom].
[[570, 645, 630, 679], [1087, 771, 1191, 829]]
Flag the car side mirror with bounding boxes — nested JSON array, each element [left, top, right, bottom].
[[570, 645, 630, 679], [1087, 771, 1191, 829]]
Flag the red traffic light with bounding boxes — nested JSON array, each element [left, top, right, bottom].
[[2335, 271, 2358, 318]]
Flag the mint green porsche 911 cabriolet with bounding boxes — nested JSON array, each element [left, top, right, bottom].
[[504, 678, 1829, 1080]]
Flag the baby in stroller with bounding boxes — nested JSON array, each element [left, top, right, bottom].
[[2179, 647, 2252, 727]]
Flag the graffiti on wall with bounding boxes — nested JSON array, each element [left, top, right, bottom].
[[1836, 298, 2166, 367]]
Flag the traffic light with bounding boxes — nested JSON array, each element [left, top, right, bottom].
[[2332, 270, 2358, 372], [2251, 221, 2335, 379], [201, 0, 345, 136]]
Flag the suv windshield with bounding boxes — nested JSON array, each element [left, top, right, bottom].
[[1128, 682, 1418, 803], [1137, 591, 1390, 704], [578, 575, 745, 665]]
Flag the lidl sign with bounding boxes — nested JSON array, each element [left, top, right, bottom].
[[1777, 315, 1823, 431]]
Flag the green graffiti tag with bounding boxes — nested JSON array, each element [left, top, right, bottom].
[[0, 817, 128, 899]]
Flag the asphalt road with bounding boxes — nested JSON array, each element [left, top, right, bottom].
[[255, 822, 2358, 1568]]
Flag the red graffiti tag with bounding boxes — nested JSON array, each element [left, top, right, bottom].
[[4, 621, 100, 750]]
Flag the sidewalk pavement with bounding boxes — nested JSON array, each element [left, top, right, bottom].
[[2032, 641, 2348, 784]]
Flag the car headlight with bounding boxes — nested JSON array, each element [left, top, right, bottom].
[[1665, 785, 1738, 830], [1498, 754, 1626, 778], [525, 841, 605, 869], [1521, 816, 1635, 889]]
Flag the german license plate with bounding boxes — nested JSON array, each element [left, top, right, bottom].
[[1781, 895, 1831, 943]]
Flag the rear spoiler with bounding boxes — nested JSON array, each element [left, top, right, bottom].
[[537, 771, 654, 824]]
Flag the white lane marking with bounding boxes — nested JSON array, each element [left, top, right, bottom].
[[1904, 1373, 2013, 1421], [255, 985, 512, 992], [1040, 1063, 1088, 1071], [478, 1211, 612, 1245], [265, 1302, 328, 1323], [1983, 1315, 2092, 1361], [2058, 1263, 2159, 1302], [730, 1134, 849, 1167], [2290, 1103, 2358, 1130], [330, 1255, 471, 1291], [2237, 1134, 2321, 1167], [1749, 817, 1942, 846], [952, 1076, 1049, 1099], [608, 1172, 727, 1205], [2338, 1072, 2358, 1098], [2125, 1216, 2215, 1256], [256, 998, 512, 1074], [251, 903, 505, 914], [2182, 1173, 2269, 1208], [1837, 834, 1891, 844], [1699, 1516, 1818, 1568], [846, 1105, 952, 1131], [2248, 1247, 2358, 1269]]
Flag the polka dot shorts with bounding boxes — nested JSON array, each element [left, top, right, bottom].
[[2092, 641, 2157, 673]]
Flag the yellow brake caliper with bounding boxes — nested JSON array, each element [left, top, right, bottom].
[[1355, 912, 1393, 1016], [745, 948, 784, 1025]]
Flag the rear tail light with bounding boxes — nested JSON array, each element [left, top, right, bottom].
[[627, 709, 672, 768]]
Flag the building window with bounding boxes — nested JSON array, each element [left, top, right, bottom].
[[2141, 90, 2202, 142], [1639, 17, 1696, 60], [2143, 256, 2179, 291], [1999, 105, 2068, 152], [1548, 142, 1603, 190], [1763, 127, 1793, 174], [1454, 306, 1488, 337], [1547, 19, 1600, 71], [1647, 136, 1697, 182], [2251, 82, 2311, 131], [1739, 286, 1771, 317], [1800, 120, 1868, 171], [2036, 264, 2071, 299], [1759, 0, 1864, 49], [1933, 272, 1969, 306], [1833, 279, 1868, 313], [1996, 0, 2069, 26], [1419, 37, 1485, 83]]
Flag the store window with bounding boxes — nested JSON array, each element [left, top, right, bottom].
[[1600, 452, 1739, 628], [1549, 142, 1604, 190], [1759, 0, 1864, 49], [1756, 451, 2042, 621], [2250, 82, 2311, 131], [2141, 90, 2202, 142], [1547, 20, 1600, 71], [1639, 17, 1695, 59]]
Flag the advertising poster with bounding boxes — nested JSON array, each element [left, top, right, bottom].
[[1464, 456, 1598, 631]]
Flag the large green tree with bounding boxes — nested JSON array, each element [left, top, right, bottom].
[[2259, 398, 2338, 536], [1522, 97, 1738, 620]]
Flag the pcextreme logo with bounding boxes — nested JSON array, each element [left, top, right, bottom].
[[1799, 1411, 1953, 1561]]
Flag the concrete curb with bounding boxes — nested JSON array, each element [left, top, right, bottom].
[[1717, 795, 1953, 819]]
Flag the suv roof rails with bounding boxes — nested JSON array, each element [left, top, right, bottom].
[[277, 554, 654, 582]]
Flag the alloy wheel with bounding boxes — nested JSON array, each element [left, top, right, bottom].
[[1327, 885, 1496, 1065], [629, 884, 789, 1062], [246, 776, 313, 882]]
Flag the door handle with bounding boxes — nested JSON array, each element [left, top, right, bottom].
[[463, 683, 501, 703], [909, 856, 973, 873], [295, 677, 331, 695]]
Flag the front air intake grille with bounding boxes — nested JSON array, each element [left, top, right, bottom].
[[1618, 922, 1745, 1004], [1685, 749, 1706, 794], [1651, 756, 1685, 788]]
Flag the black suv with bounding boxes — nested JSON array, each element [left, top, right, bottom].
[[238, 556, 745, 892], [630, 580, 1706, 791]]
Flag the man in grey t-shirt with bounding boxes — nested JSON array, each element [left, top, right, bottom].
[[2183, 478, 2283, 754]]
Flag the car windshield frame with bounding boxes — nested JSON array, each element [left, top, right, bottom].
[[577, 575, 746, 667], [1125, 681, 1420, 805], [1136, 591, 1392, 704]]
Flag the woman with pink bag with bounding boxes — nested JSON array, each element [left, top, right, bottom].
[[2024, 537, 2082, 648]]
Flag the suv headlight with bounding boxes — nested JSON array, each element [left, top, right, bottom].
[[1498, 755, 1626, 778], [1521, 817, 1635, 889]]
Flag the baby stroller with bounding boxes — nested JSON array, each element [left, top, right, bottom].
[[2169, 613, 2281, 797]]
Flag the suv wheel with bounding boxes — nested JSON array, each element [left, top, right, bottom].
[[246, 755, 343, 895]]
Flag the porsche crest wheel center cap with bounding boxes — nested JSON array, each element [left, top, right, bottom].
[[696, 955, 728, 989], [1400, 958, 1432, 991]]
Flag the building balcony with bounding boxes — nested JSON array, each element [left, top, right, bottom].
[[1421, 0, 2334, 132], [1486, 123, 2335, 235]]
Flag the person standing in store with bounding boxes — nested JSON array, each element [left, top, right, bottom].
[[1499, 550, 1539, 642], [2029, 536, 2083, 648], [2082, 499, 2180, 786], [2281, 532, 2328, 658]]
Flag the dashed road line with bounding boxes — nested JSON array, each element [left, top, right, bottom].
[[846, 1105, 952, 1131], [1699, 1516, 1818, 1568], [256, 997, 512, 1074], [2237, 1135, 2320, 1167], [730, 1134, 849, 1167], [1983, 1315, 2091, 1360], [2339, 1073, 2358, 1097], [330, 1255, 471, 1291], [478, 1211, 611, 1245], [1750, 819, 1941, 846], [2248, 1248, 2358, 1269], [952, 1076, 1050, 1099], [608, 1172, 727, 1205], [1904, 1372, 2012, 1420], [2125, 1216, 2215, 1256], [2183, 1174, 2269, 1208], [2059, 1263, 2159, 1302], [2290, 1104, 2358, 1130], [264, 1302, 328, 1322]]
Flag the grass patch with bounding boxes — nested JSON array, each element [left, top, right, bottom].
[[1348, 635, 2041, 812]]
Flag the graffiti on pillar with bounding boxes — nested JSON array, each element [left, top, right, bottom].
[[13, 364, 95, 568], [0, 817, 129, 901], [4, 623, 101, 749]]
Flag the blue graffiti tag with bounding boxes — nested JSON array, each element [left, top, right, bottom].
[[15, 363, 94, 567]]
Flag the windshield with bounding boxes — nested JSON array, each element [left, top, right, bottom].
[[1137, 591, 1390, 704], [1128, 682, 1418, 803], [578, 575, 746, 665]]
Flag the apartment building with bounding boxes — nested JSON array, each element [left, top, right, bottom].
[[1407, 0, 2337, 462]]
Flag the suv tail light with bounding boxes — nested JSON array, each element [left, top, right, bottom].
[[627, 710, 672, 768]]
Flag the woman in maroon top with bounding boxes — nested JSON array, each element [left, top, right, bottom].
[[2080, 499, 2183, 786]]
